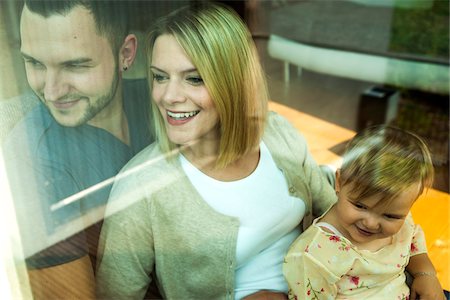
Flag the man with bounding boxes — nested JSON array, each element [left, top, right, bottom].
[[2, 0, 153, 297]]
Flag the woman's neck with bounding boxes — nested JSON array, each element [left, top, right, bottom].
[[181, 137, 220, 170], [181, 141, 260, 182]]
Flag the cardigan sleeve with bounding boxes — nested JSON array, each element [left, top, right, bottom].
[[96, 171, 155, 299], [267, 112, 337, 218], [300, 140, 337, 217]]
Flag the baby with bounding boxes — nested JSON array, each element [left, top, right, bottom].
[[284, 125, 445, 299]]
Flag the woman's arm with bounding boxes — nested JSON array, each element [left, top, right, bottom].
[[243, 290, 287, 300], [96, 190, 155, 299], [298, 137, 337, 217], [267, 113, 337, 218]]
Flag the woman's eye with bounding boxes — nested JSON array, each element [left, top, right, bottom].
[[25, 59, 45, 69], [153, 74, 166, 83], [187, 76, 203, 85]]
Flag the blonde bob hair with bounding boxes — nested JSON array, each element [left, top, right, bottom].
[[146, 3, 268, 168], [340, 125, 434, 203]]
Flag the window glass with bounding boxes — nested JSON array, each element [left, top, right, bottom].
[[0, 0, 448, 298]]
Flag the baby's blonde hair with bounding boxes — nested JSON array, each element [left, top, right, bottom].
[[340, 125, 434, 203]]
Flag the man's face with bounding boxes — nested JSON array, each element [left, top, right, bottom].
[[20, 5, 120, 127]]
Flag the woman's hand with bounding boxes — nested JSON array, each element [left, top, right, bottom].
[[410, 275, 446, 300], [407, 254, 445, 300], [242, 290, 288, 300]]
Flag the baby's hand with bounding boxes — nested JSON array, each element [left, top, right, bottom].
[[410, 274, 445, 300]]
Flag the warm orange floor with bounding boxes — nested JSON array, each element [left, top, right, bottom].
[[269, 101, 450, 291], [411, 189, 450, 290]]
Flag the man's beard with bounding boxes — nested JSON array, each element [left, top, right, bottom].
[[75, 70, 120, 126], [40, 69, 120, 127]]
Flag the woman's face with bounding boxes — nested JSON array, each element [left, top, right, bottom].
[[150, 34, 220, 147]]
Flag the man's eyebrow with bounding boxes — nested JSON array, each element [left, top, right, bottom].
[[61, 58, 93, 65], [20, 52, 92, 65]]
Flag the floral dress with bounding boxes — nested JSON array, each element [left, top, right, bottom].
[[283, 214, 426, 300]]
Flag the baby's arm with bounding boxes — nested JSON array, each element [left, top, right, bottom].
[[407, 253, 445, 300], [406, 215, 445, 300]]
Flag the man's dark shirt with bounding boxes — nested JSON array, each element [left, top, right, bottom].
[[2, 79, 153, 268]]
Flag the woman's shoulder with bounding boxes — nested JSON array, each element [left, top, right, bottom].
[[106, 143, 184, 215], [120, 142, 175, 176], [265, 111, 307, 141], [112, 142, 181, 193], [264, 111, 308, 159], [266, 111, 295, 129]]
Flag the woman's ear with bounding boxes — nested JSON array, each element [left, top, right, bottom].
[[335, 169, 341, 195], [119, 34, 138, 72]]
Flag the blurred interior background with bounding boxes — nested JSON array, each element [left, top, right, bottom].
[[1, 0, 448, 192]]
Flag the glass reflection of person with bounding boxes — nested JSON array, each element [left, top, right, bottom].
[[96, 3, 336, 299], [2, 0, 153, 298]]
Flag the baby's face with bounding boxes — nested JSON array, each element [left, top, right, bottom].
[[333, 182, 420, 247]]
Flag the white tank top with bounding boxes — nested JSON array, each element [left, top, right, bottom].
[[179, 142, 306, 299]]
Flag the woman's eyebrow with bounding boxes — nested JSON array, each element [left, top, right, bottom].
[[21, 52, 36, 60], [150, 65, 198, 74]]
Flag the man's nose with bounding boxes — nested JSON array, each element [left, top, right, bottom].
[[43, 70, 68, 102]]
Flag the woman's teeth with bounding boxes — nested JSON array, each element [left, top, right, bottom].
[[167, 110, 200, 120]]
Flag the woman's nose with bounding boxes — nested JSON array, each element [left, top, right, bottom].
[[162, 79, 186, 105]]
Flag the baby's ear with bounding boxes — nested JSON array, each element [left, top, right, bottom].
[[335, 169, 341, 194]]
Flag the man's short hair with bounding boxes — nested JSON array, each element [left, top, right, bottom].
[[24, 0, 130, 52]]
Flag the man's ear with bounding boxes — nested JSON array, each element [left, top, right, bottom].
[[335, 169, 341, 194], [119, 33, 137, 71]]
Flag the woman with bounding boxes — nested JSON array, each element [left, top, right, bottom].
[[96, 3, 336, 299]]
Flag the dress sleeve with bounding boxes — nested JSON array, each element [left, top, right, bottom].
[[407, 214, 428, 256], [283, 228, 356, 300], [96, 174, 155, 299], [284, 251, 339, 300]]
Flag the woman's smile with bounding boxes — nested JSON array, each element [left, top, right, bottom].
[[166, 109, 200, 125]]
